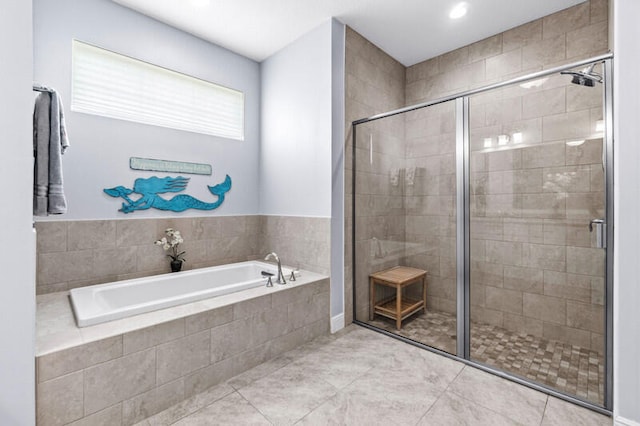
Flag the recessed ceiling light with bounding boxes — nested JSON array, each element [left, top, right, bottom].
[[449, 2, 468, 20]]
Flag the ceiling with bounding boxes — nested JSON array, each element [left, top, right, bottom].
[[112, 0, 586, 67]]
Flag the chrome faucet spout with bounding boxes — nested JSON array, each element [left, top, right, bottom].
[[264, 252, 286, 284]]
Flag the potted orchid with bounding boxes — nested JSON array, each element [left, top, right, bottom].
[[155, 228, 186, 272]]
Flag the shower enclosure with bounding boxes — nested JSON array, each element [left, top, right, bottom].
[[351, 54, 613, 412]]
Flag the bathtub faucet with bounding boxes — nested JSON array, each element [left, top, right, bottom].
[[264, 252, 286, 285]]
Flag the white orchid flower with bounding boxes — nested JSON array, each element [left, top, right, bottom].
[[155, 228, 186, 263]]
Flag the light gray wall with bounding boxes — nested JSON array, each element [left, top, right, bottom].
[[613, 0, 640, 424], [0, 1, 36, 424], [33, 0, 261, 220], [259, 20, 333, 217], [260, 19, 344, 322]]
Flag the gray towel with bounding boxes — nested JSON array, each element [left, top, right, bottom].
[[33, 87, 70, 215]]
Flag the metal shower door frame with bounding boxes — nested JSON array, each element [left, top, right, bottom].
[[352, 53, 614, 414], [457, 56, 614, 413]]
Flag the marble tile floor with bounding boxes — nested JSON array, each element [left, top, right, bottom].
[[135, 325, 610, 425], [368, 309, 605, 406]]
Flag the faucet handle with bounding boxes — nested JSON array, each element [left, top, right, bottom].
[[266, 276, 273, 287], [289, 270, 297, 281]]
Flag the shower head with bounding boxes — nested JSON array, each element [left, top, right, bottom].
[[569, 74, 595, 87], [561, 63, 603, 87]]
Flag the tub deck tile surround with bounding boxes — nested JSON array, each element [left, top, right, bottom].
[[123, 318, 186, 355], [36, 269, 326, 355], [156, 331, 211, 386], [83, 348, 157, 415], [36, 271, 329, 426]]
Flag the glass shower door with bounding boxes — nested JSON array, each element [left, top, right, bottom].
[[352, 56, 612, 410], [353, 100, 458, 355], [467, 65, 607, 406]]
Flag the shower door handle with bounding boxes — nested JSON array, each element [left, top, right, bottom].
[[589, 219, 606, 249]]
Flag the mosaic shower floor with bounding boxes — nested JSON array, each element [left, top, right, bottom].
[[368, 310, 605, 406]]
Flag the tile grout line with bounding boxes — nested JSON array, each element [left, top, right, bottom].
[[288, 377, 342, 425], [235, 330, 364, 424], [82, 369, 86, 421], [447, 365, 548, 425], [236, 390, 275, 425], [294, 367, 376, 424], [166, 390, 238, 426], [230, 328, 359, 393], [539, 396, 550, 426], [228, 355, 294, 393], [412, 363, 468, 426], [234, 366, 341, 426], [160, 385, 235, 426]]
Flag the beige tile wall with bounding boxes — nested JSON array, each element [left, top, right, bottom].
[[36, 279, 329, 425], [36, 215, 329, 295], [258, 216, 331, 276], [344, 27, 406, 324]]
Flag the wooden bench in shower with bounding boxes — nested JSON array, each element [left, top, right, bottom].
[[369, 266, 427, 330]]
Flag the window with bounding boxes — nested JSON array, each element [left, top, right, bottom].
[[71, 40, 244, 140]]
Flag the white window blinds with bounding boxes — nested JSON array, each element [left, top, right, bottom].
[[71, 40, 244, 140]]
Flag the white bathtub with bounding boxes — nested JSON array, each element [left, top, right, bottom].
[[70, 260, 296, 327]]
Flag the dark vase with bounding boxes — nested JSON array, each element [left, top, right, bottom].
[[170, 260, 183, 272]]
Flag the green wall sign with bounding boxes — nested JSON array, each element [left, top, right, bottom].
[[129, 157, 212, 176]]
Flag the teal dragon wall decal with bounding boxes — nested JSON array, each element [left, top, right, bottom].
[[103, 175, 232, 214]]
